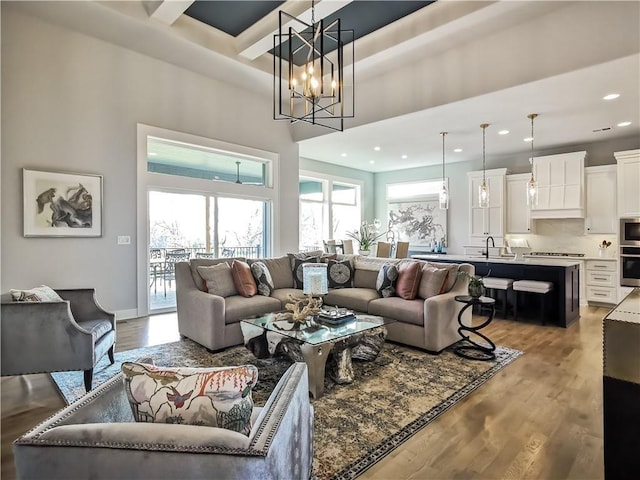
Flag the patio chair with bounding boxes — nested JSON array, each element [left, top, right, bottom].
[[163, 251, 191, 296]]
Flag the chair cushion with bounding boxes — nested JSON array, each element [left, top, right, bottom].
[[249, 256, 293, 289], [9, 285, 63, 302], [224, 295, 281, 324], [121, 362, 258, 435], [197, 263, 237, 298], [396, 261, 423, 300], [513, 280, 553, 293], [418, 264, 449, 299], [368, 297, 424, 326], [270, 288, 304, 307], [323, 288, 381, 313], [77, 319, 113, 341], [483, 277, 514, 289], [249, 261, 275, 297], [230, 260, 257, 297]]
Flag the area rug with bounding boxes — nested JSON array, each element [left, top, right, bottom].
[[51, 339, 522, 480]]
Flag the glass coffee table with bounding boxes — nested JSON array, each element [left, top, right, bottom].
[[241, 312, 393, 398]]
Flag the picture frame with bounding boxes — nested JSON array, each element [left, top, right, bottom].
[[23, 168, 103, 237], [387, 197, 448, 247]]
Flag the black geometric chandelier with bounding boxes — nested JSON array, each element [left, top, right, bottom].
[[273, 0, 354, 132]]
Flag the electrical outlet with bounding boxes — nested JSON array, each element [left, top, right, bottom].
[[117, 235, 131, 245]]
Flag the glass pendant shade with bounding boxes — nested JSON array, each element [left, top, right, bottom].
[[526, 173, 538, 207], [439, 183, 449, 209], [478, 181, 489, 208], [526, 113, 539, 208]]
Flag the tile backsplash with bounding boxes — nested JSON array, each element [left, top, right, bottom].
[[505, 218, 617, 257]]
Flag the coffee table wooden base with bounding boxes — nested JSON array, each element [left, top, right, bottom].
[[242, 323, 387, 399]]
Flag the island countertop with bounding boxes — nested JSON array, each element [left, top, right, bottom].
[[412, 254, 581, 267]]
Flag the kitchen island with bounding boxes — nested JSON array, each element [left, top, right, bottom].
[[414, 254, 581, 327]]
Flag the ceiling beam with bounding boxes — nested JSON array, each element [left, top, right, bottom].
[[145, 0, 194, 25], [237, 0, 352, 61]]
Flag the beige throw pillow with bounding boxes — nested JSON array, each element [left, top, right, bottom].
[[197, 263, 237, 297], [418, 264, 450, 299], [10, 285, 63, 302]]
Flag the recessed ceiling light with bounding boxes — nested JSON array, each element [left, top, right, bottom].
[[603, 93, 620, 100], [524, 137, 533, 142], [454, 148, 463, 153], [149, 152, 158, 156], [617, 121, 632, 127], [369, 160, 375, 164], [374, 146, 381, 151], [340, 153, 347, 157], [498, 130, 509, 135], [401, 154, 408, 159]]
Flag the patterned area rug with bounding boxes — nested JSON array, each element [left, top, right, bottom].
[[51, 339, 522, 480]]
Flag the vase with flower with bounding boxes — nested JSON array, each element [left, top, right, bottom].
[[346, 219, 386, 256]]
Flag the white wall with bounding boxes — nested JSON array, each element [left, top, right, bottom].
[[0, 7, 299, 317]]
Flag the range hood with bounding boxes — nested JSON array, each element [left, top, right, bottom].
[[530, 151, 586, 219]]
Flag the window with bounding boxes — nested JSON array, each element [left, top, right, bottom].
[[299, 173, 362, 250]]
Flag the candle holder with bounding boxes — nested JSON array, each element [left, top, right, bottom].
[[285, 263, 328, 325]]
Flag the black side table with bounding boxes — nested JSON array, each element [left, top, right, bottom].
[[454, 295, 496, 361]]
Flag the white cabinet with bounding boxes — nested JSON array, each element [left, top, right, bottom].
[[531, 151, 585, 219], [585, 165, 617, 234], [506, 173, 534, 234], [586, 259, 618, 305], [467, 168, 507, 245], [614, 149, 640, 217]]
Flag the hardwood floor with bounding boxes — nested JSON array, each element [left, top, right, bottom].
[[1, 307, 607, 479]]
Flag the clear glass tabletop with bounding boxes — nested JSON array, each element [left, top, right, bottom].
[[241, 312, 393, 346]]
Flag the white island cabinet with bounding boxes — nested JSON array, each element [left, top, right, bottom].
[[615, 149, 640, 217], [585, 165, 617, 234]]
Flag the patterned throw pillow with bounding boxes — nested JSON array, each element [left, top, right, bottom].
[[249, 261, 275, 296], [327, 259, 354, 289], [230, 260, 257, 297], [376, 262, 399, 298], [418, 264, 450, 299], [9, 285, 63, 302], [121, 362, 258, 435], [288, 253, 320, 289], [197, 263, 238, 297], [395, 261, 423, 300]]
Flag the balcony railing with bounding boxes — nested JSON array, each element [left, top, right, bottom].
[[149, 245, 262, 260]]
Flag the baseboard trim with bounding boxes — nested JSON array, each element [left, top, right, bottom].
[[115, 309, 139, 321]]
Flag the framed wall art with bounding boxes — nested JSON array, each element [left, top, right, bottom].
[[23, 169, 103, 237], [388, 197, 447, 247]]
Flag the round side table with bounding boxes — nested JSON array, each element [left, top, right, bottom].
[[454, 295, 496, 361]]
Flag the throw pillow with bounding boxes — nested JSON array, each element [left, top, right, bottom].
[[230, 260, 257, 297], [375, 262, 399, 298], [396, 261, 423, 300], [121, 362, 258, 435], [9, 285, 63, 302], [418, 264, 450, 299], [250, 261, 275, 296], [288, 254, 320, 289], [327, 259, 354, 289], [427, 262, 460, 293], [197, 263, 238, 297]]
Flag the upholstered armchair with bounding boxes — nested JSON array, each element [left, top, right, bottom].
[[0, 288, 116, 392], [13, 362, 314, 480]]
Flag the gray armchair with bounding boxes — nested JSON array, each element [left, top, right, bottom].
[[1, 288, 116, 392], [13, 362, 314, 480]]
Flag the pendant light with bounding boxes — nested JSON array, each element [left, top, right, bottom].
[[439, 131, 449, 209], [526, 113, 539, 207], [479, 123, 490, 208]]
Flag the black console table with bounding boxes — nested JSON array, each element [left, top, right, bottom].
[[454, 295, 496, 361]]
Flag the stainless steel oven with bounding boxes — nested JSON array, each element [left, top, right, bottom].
[[620, 217, 640, 246], [620, 246, 640, 287]]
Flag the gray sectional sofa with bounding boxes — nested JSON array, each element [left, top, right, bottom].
[[175, 254, 474, 354]]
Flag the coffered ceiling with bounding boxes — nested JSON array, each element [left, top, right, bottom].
[[10, 1, 640, 172]]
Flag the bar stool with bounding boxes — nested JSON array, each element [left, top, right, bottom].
[[512, 280, 554, 324], [483, 277, 514, 318]]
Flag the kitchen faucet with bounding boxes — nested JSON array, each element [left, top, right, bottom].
[[484, 236, 495, 259]]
